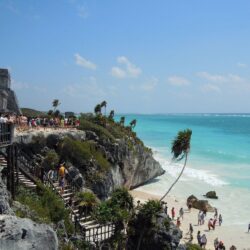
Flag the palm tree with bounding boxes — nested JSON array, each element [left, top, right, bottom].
[[52, 99, 60, 112], [100, 100, 107, 116], [160, 129, 192, 201], [94, 104, 102, 116], [120, 116, 125, 126], [130, 119, 137, 130], [108, 110, 115, 120]]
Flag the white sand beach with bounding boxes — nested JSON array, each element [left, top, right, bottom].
[[130, 189, 250, 250]]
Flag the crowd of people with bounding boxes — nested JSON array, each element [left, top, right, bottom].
[[161, 202, 239, 250], [16, 116, 80, 131]]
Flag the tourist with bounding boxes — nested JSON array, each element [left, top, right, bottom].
[[58, 163, 66, 179], [179, 207, 184, 220], [229, 245, 237, 250], [197, 230, 201, 246], [219, 214, 222, 226], [188, 202, 192, 212], [208, 218, 214, 230], [164, 202, 168, 215], [248, 223, 250, 233], [198, 210, 202, 225], [59, 176, 65, 194], [216, 241, 225, 250], [201, 212, 205, 225], [188, 223, 193, 236], [176, 217, 181, 227], [213, 218, 217, 230], [214, 237, 219, 249], [200, 234, 207, 249], [171, 207, 175, 220], [214, 208, 218, 219]]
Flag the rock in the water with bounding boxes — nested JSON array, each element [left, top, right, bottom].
[[205, 191, 218, 199], [0, 215, 58, 250]]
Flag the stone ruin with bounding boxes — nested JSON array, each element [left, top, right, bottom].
[[0, 69, 21, 115]]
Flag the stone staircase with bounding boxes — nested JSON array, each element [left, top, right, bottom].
[[0, 155, 7, 168]]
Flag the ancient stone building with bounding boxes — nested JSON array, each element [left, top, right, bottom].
[[0, 69, 21, 115]]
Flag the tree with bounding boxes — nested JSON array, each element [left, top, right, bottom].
[[54, 109, 60, 117], [100, 100, 107, 116], [130, 119, 137, 130], [52, 99, 60, 112], [94, 104, 102, 116], [48, 110, 53, 116], [120, 116, 125, 126], [108, 110, 115, 120], [160, 129, 192, 201]]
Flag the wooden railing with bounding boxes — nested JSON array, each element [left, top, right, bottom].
[[0, 123, 13, 147]]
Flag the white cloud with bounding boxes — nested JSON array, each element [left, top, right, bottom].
[[168, 76, 190, 86], [237, 62, 247, 68], [111, 56, 142, 78], [74, 53, 96, 70], [201, 84, 220, 93], [141, 77, 158, 91], [196, 71, 244, 83], [111, 67, 126, 78]]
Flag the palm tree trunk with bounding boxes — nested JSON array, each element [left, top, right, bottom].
[[160, 153, 188, 201]]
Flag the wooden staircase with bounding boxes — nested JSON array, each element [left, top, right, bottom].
[[17, 149, 116, 244]]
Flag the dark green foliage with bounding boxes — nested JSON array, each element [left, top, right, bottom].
[[79, 118, 115, 141], [16, 184, 74, 234], [42, 150, 59, 171], [186, 243, 203, 250], [59, 137, 110, 173], [172, 129, 192, 160], [21, 108, 47, 118], [93, 188, 134, 224]]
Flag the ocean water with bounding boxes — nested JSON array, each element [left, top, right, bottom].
[[116, 114, 250, 226]]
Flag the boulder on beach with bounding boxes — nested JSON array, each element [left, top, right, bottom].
[[187, 195, 214, 212], [205, 191, 218, 199]]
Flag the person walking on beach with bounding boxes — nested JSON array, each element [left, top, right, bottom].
[[201, 212, 205, 225], [176, 217, 181, 227], [188, 223, 193, 237], [197, 231, 201, 246], [219, 214, 222, 226], [208, 218, 214, 230], [248, 223, 250, 233], [179, 207, 184, 220], [200, 234, 207, 249], [213, 218, 217, 230], [214, 208, 218, 219], [198, 211, 202, 225], [171, 207, 175, 220], [164, 203, 168, 215], [214, 237, 219, 249]]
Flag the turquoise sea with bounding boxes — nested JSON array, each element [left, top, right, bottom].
[[116, 114, 250, 226]]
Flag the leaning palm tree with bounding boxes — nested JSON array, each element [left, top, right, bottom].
[[160, 129, 192, 201], [108, 110, 115, 120], [94, 104, 102, 116], [100, 100, 107, 116], [52, 99, 60, 112], [120, 116, 125, 126], [130, 119, 137, 130]]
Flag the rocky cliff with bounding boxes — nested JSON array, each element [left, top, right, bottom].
[[16, 128, 165, 199], [0, 170, 58, 250]]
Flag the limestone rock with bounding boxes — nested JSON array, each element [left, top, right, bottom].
[[205, 191, 218, 199], [0, 215, 58, 250], [187, 195, 214, 212]]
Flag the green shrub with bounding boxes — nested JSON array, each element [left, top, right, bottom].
[[16, 184, 74, 234], [186, 243, 203, 250], [42, 150, 59, 171]]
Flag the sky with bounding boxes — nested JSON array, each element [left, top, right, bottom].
[[1, 0, 250, 114]]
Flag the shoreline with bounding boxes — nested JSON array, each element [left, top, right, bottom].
[[130, 189, 250, 250]]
